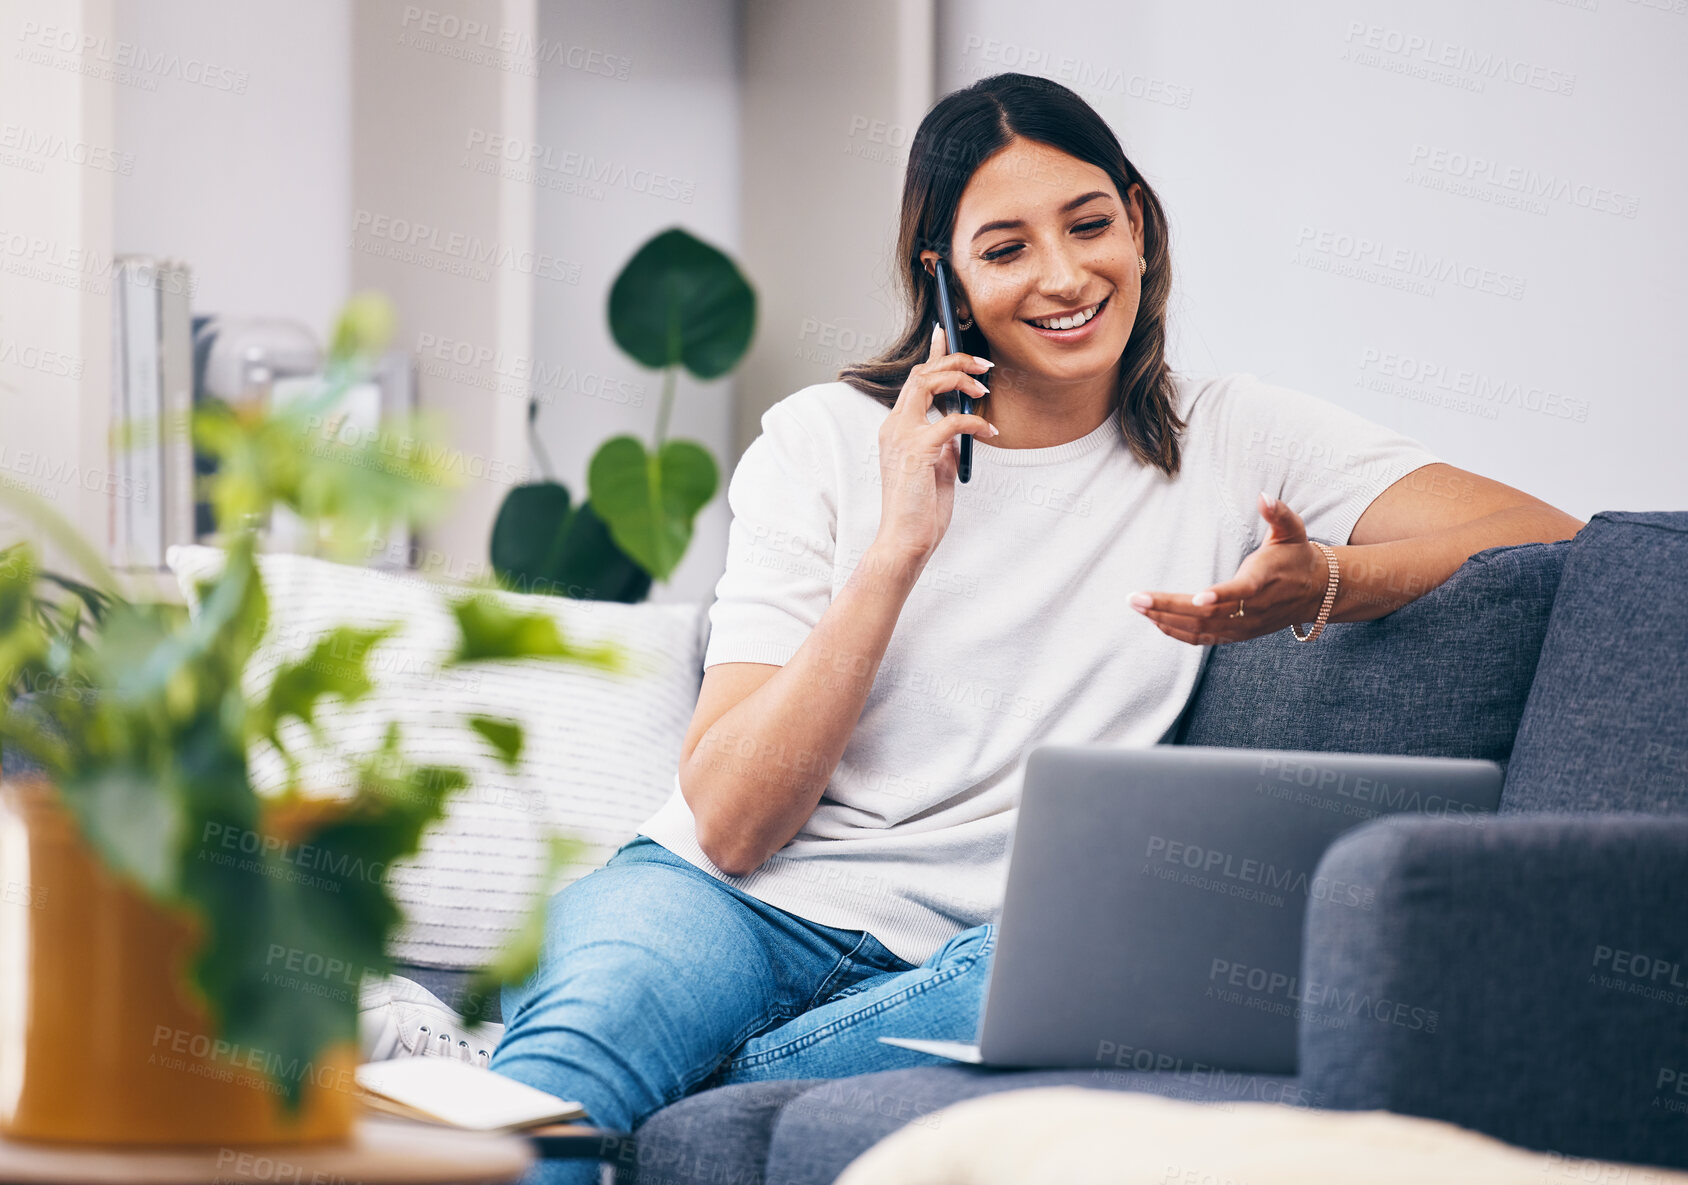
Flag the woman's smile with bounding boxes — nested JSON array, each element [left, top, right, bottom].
[[1022, 293, 1112, 343]]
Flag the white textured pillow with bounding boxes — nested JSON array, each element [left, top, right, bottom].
[[166, 544, 706, 970], [834, 1087, 1688, 1185]]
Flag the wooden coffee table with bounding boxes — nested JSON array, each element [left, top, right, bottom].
[[0, 1116, 533, 1184]]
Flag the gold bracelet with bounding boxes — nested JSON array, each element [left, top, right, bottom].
[[1291, 542, 1339, 643]]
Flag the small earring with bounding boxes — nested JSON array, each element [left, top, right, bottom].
[[1138, 256, 1146, 276], [957, 315, 973, 330]]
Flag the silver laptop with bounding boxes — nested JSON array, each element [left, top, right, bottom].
[[879, 743, 1503, 1074]]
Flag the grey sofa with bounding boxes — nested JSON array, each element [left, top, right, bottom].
[[12, 512, 1679, 1179], [614, 510, 1688, 1183]]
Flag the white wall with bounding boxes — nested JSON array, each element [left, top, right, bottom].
[[0, 0, 117, 563], [349, 0, 535, 581], [113, 0, 351, 344], [28, 0, 1662, 606], [736, 0, 934, 464], [937, 0, 1686, 518], [528, 0, 742, 603]]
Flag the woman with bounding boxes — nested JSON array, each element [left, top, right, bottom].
[[489, 72, 1582, 1177]]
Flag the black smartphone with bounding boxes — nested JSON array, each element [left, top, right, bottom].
[[932, 257, 975, 484]]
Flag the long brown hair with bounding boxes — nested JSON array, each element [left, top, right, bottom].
[[838, 72, 1186, 477]]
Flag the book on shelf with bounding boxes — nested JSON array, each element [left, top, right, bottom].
[[107, 258, 124, 564], [158, 260, 195, 555], [190, 312, 221, 541], [109, 254, 196, 570], [113, 256, 160, 568]]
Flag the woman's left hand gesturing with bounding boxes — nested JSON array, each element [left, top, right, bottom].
[[1128, 492, 1327, 646]]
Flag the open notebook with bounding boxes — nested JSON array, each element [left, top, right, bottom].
[[356, 1058, 587, 1132]]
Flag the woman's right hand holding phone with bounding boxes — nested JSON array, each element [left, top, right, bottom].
[[873, 323, 996, 568]]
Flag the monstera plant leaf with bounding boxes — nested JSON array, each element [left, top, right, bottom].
[[489, 481, 573, 589], [489, 481, 653, 604], [494, 226, 751, 598], [587, 436, 717, 584], [608, 227, 755, 379]]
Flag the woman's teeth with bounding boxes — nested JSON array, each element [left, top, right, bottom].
[[1028, 298, 1104, 330]]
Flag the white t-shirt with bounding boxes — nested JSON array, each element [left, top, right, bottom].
[[635, 371, 1441, 965]]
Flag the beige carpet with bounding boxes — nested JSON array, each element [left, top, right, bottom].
[[836, 1087, 1687, 1185]]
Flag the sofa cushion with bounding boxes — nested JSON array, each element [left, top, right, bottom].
[[1500, 511, 1688, 813], [761, 1064, 1313, 1185], [622, 1079, 823, 1185], [166, 545, 708, 975], [1301, 813, 1688, 1170], [1173, 540, 1569, 776]]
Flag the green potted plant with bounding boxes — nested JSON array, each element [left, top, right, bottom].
[[0, 293, 623, 1146], [490, 226, 755, 602]]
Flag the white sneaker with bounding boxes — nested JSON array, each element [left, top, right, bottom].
[[358, 973, 506, 1066]]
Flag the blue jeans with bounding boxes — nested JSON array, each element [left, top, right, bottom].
[[489, 835, 996, 1185]]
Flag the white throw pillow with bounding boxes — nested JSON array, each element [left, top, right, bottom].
[[834, 1087, 1688, 1185], [166, 544, 706, 970]]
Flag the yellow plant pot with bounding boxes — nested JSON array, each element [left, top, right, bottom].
[[0, 776, 358, 1146]]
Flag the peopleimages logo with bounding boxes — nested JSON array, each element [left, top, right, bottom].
[[150, 1024, 356, 1100], [1340, 22, 1575, 96], [1357, 348, 1590, 423], [0, 445, 145, 499], [957, 36, 1194, 108], [398, 6, 631, 78], [0, 337, 83, 378], [1590, 944, 1688, 1002], [197, 821, 386, 889], [462, 130, 694, 203], [0, 124, 135, 175], [414, 332, 645, 408], [1294, 225, 1526, 300], [893, 663, 1049, 723], [1143, 836, 1376, 910], [16, 21, 249, 93], [1209, 958, 1440, 1033], [1408, 144, 1639, 219], [351, 210, 581, 284]]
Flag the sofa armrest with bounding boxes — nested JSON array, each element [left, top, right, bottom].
[[1297, 813, 1688, 1170]]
